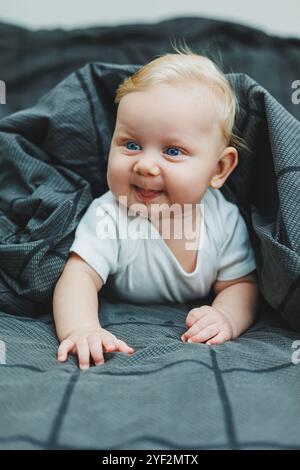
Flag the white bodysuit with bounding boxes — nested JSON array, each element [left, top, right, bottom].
[[69, 187, 256, 304]]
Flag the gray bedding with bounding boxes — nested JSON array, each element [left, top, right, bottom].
[[1, 18, 300, 450], [0, 299, 300, 450]]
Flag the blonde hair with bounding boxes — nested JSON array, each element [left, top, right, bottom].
[[115, 42, 245, 150]]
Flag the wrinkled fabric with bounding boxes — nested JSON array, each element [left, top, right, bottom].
[[0, 62, 299, 330]]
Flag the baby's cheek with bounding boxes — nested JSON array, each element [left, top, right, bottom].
[[178, 175, 208, 204], [107, 158, 128, 189], [168, 175, 196, 202]]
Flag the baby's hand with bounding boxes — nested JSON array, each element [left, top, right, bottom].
[[181, 306, 234, 345], [57, 326, 134, 370]]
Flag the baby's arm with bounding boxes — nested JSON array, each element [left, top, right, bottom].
[[181, 271, 259, 345], [211, 272, 259, 338], [53, 252, 134, 369]]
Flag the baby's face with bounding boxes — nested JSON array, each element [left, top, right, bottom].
[[107, 81, 231, 218]]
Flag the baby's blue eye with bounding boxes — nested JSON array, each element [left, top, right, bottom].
[[165, 147, 182, 157], [126, 141, 141, 151]]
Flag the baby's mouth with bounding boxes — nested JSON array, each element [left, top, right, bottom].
[[132, 185, 164, 200]]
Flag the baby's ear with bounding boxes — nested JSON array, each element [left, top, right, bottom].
[[222, 145, 238, 173], [210, 146, 238, 188]]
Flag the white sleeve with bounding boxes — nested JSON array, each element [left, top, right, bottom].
[[68, 198, 120, 284], [216, 202, 256, 281]]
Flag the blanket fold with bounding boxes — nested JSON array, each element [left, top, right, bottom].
[[1, 62, 299, 331]]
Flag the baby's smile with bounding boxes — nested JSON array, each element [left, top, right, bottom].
[[132, 184, 165, 202]]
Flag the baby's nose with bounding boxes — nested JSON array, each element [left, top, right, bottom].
[[133, 155, 160, 176]]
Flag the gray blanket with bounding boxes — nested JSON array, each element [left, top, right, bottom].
[[0, 298, 299, 450], [1, 58, 300, 449]]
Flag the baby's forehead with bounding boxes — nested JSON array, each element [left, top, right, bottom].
[[121, 81, 222, 116], [117, 83, 222, 134]]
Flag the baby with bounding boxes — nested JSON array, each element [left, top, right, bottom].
[[53, 47, 259, 370]]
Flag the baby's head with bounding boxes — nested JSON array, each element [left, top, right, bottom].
[[107, 45, 240, 217]]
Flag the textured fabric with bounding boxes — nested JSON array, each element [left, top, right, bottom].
[[0, 299, 299, 450], [69, 188, 256, 304], [0, 18, 300, 450]]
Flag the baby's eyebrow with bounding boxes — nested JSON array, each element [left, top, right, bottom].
[[162, 134, 198, 149], [163, 133, 194, 142], [117, 123, 136, 132], [115, 127, 138, 137], [114, 130, 138, 140]]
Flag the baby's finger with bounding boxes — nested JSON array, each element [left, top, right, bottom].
[[185, 307, 210, 328], [57, 339, 75, 362], [87, 335, 105, 366], [102, 336, 118, 353], [187, 324, 219, 344], [76, 337, 90, 370], [207, 331, 231, 345], [115, 339, 135, 354], [181, 317, 214, 342]]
